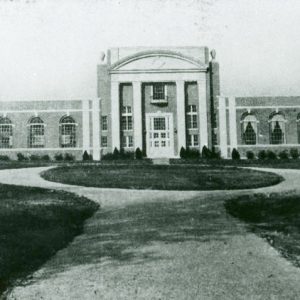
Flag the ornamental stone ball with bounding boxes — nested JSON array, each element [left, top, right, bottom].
[[99, 51, 106, 62], [210, 49, 216, 60]]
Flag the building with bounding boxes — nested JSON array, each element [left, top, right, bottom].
[[1, 46, 300, 160]]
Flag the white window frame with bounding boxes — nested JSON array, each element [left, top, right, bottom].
[[150, 83, 168, 103], [101, 136, 108, 148], [121, 106, 133, 131], [186, 105, 198, 129], [121, 135, 134, 148], [187, 134, 199, 147], [0, 118, 13, 149], [101, 116, 108, 131]]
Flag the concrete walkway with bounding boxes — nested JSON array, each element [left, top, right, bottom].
[[0, 166, 300, 299]]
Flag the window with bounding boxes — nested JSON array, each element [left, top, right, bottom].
[[187, 134, 199, 147], [153, 117, 166, 130], [0, 117, 13, 148], [151, 83, 167, 103], [121, 106, 132, 131], [269, 113, 285, 144], [297, 113, 300, 143], [186, 105, 198, 129], [60, 116, 76, 148], [102, 116, 108, 131], [121, 135, 133, 148], [28, 116, 45, 148], [101, 136, 108, 148], [241, 114, 257, 145]]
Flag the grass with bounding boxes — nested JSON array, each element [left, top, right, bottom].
[[41, 164, 282, 190], [0, 184, 98, 296], [225, 192, 300, 267]]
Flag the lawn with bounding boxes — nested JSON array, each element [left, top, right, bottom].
[[0, 184, 98, 297], [225, 192, 300, 267], [41, 164, 282, 190]]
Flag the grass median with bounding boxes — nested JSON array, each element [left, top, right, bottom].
[[0, 184, 98, 296]]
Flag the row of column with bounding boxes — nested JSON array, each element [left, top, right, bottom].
[[218, 96, 237, 158], [111, 80, 209, 156]]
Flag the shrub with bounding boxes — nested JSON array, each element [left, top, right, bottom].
[[17, 153, 27, 161], [135, 147, 143, 160], [290, 148, 299, 159], [266, 150, 277, 160], [180, 147, 187, 159], [121, 151, 134, 160], [64, 153, 75, 161], [278, 150, 289, 160], [101, 152, 114, 160], [113, 147, 120, 159], [41, 154, 51, 162], [258, 150, 267, 160], [211, 147, 221, 159], [185, 148, 200, 159], [202, 146, 212, 159], [29, 155, 41, 161], [54, 153, 64, 162], [246, 151, 255, 160], [231, 148, 240, 160], [82, 150, 91, 161], [0, 155, 10, 161]]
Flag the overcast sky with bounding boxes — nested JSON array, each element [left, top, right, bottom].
[[0, 0, 300, 101]]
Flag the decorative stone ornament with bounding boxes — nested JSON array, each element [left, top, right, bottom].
[[99, 51, 106, 62], [210, 49, 216, 60]]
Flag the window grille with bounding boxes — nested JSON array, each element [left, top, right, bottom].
[[28, 117, 45, 148], [269, 114, 285, 144], [101, 136, 108, 148], [187, 134, 199, 147], [241, 114, 258, 145], [60, 116, 76, 148], [152, 83, 165, 100], [121, 135, 133, 148], [186, 105, 198, 129], [0, 117, 13, 148], [102, 116, 108, 131], [121, 106, 132, 131]]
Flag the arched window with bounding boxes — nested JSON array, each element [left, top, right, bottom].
[[59, 116, 76, 148], [241, 114, 257, 145], [0, 117, 13, 148], [269, 113, 285, 144], [28, 116, 45, 148]]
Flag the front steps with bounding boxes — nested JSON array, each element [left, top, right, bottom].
[[152, 158, 170, 165]]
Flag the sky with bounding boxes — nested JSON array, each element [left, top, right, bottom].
[[0, 0, 300, 100]]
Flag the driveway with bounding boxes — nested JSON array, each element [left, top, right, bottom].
[[0, 166, 300, 299]]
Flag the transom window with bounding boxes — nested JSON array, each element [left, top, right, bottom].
[[151, 83, 167, 103], [28, 116, 45, 148], [121, 106, 132, 131], [187, 134, 199, 147], [102, 116, 108, 131], [186, 105, 198, 129], [269, 113, 285, 144], [121, 135, 133, 148], [241, 114, 257, 145], [60, 116, 76, 148], [0, 117, 13, 148], [153, 117, 166, 130]]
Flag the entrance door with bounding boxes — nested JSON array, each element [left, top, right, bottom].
[[146, 113, 174, 158]]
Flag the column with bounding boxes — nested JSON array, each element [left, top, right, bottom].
[[133, 81, 142, 150], [176, 80, 186, 153], [198, 80, 208, 150], [218, 96, 228, 158], [111, 81, 120, 150], [228, 96, 237, 151], [82, 99, 90, 153], [92, 98, 101, 160]]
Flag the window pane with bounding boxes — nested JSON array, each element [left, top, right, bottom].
[[154, 117, 166, 130], [193, 135, 199, 146], [153, 83, 165, 100], [102, 116, 108, 131]]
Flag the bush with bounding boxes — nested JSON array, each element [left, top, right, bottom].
[[113, 147, 120, 159], [278, 150, 289, 160], [246, 151, 255, 160], [211, 147, 221, 159], [258, 150, 267, 160], [41, 154, 51, 162], [231, 148, 240, 160], [180, 147, 187, 159], [266, 150, 277, 160], [135, 147, 143, 160], [290, 148, 299, 159], [82, 150, 91, 161], [121, 151, 134, 160], [17, 153, 27, 161], [29, 155, 41, 161], [202, 146, 212, 159], [54, 153, 64, 162], [64, 153, 75, 161], [186, 148, 200, 159], [101, 153, 114, 160], [0, 155, 10, 161]]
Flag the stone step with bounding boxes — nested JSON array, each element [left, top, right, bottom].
[[152, 158, 170, 165]]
